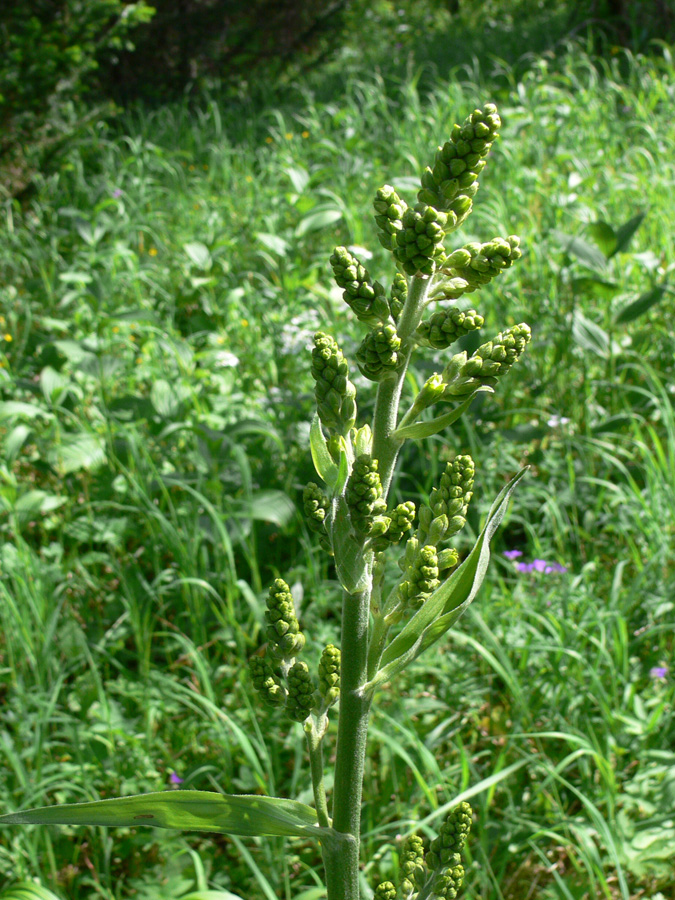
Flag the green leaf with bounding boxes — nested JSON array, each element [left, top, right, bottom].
[[554, 231, 607, 272], [0, 402, 53, 422], [571, 311, 612, 358], [393, 387, 493, 440], [284, 165, 310, 193], [184, 242, 212, 270], [613, 285, 668, 324], [0, 790, 322, 838], [256, 232, 290, 256], [310, 414, 338, 488], [365, 468, 528, 694], [570, 276, 621, 300], [587, 221, 617, 258], [295, 207, 342, 237], [245, 490, 295, 527], [151, 379, 180, 417], [47, 434, 106, 474], [613, 212, 645, 257], [0, 882, 63, 900]]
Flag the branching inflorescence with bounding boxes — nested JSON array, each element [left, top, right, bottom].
[[0, 104, 531, 900], [248, 103, 531, 900]]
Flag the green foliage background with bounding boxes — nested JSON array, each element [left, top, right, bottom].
[[0, 3, 674, 899]]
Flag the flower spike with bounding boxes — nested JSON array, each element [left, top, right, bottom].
[[265, 578, 305, 661], [442, 323, 531, 397], [330, 246, 392, 326], [356, 323, 402, 381], [373, 184, 408, 251], [400, 834, 426, 898], [311, 332, 357, 436], [346, 454, 389, 536], [415, 307, 484, 350]]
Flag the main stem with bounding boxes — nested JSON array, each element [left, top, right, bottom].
[[322, 274, 433, 900]]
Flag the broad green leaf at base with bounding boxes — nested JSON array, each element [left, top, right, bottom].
[[0, 790, 322, 839]]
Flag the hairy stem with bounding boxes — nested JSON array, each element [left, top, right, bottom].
[[373, 274, 432, 495], [306, 718, 331, 829]]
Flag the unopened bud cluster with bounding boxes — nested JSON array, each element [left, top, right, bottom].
[[399, 834, 426, 898], [347, 455, 388, 535], [442, 323, 531, 397], [443, 236, 522, 290], [312, 332, 357, 435], [416, 307, 484, 350], [420, 455, 475, 543], [357, 323, 402, 381], [330, 246, 392, 326], [425, 802, 473, 900]]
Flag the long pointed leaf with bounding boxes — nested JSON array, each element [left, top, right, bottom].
[[392, 387, 493, 441], [365, 468, 527, 694], [0, 791, 323, 838]]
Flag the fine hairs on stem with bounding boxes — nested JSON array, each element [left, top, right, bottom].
[[0, 104, 532, 900]]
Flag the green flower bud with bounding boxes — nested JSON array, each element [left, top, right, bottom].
[[303, 482, 329, 534], [415, 307, 484, 350], [374, 185, 408, 251], [426, 802, 472, 872], [249, 654, 286, 707], [286, 660, 315, 722], [428, 276, 471, 302], [356, 323, 402, 381], [386, 501, 416, 543], [442, 323, 531, 397], [317, 643, 341, 708], [390, 272, 408, 321], [430, 865, 465, 900], [417, 104, 501, 229], [437, 547, 459, 572], [400, 544, 440, 610], [419, 456, 474, 544], [394, 204, 449, 276], [373, 883, 397, 900], [400, 834, 427, 898], [442, 235, 522, 291], [265, 578, 305, 661], [311, 332, 357, 436], [346, 454, 388, 535], [330, 246, 392, 326]]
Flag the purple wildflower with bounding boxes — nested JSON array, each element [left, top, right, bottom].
[[169, 771, 184, 785], [112, 188, 123, 198], [545, 562, 567, 573], [649, 666, 668, 679], [516, 562, 533, 573], [531, 559, 548, 572], [503, 549, 523, 560]]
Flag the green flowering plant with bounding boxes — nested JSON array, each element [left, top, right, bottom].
[[0, 104, 531, 900]]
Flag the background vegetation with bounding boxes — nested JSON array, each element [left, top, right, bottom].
[[1, 2, 674, 899]]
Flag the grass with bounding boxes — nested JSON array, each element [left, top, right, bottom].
[[1, 20, 675, 900]]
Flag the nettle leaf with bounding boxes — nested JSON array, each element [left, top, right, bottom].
[[614, 285, 668, 324], [613, 212, 645, 256], [587, 220, 617, 258], [571, 311, 613, 359], [184, 241, 212, 270], [365, 468, 527, 694], [0, 791, 322, 839]]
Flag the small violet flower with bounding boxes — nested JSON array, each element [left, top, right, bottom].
[[649, 666, 668, 679], [112, 188, 123, 198], [503, 549, 523, 560], [169, 771, 184, 785], [515, 559, 567, 574]]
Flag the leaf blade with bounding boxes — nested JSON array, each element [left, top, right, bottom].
[[0, 791, 321, 838]]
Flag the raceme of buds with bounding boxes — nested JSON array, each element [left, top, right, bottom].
[[373, 882, 397, 900], [311, 332, 357, 436], [304, 482, 329, 534], [356, 323, 402, 381], [373, 184, 408, 251], [419, 454, 475, 542], [346, 454, 389, 536], [317, 643, 341, 708], [393, 204, 448, 276], [386, 501, 416, 544], [249, 655, 285, 707], [286, 660, 316, 722], [430, 865, 465, 900], [425, 802, 473, 872], [265, 578, 305, 661], [390, 272, 408, 322], [330, 246, 392, 326], [400, 544, 440, 611], [443, 236, 522, 290], [415, 307, 484, 350], [400, 834, 427, 898], [418, 104, 501, 230], [442, 323, 531, 398]]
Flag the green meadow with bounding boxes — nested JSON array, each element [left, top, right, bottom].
[[1, 14, 674, 900]]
